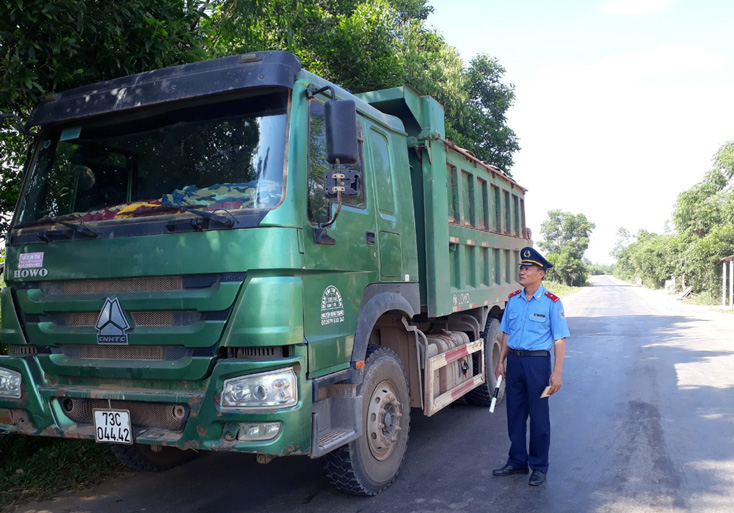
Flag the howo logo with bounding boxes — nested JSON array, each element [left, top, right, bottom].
[[14, 268, 49, 278], [95, 298, 130, 345]]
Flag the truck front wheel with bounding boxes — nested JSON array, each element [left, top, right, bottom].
[[324, 346, 410, 495], [466, 317, 505, 406], [111, 443, 197, 472]]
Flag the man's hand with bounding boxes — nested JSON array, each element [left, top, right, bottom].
[[495, 361, 506, 381], [549, 337, 565, 395], [548, 370, 562, 395]]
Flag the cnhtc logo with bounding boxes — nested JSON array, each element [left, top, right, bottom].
[[95, 298, 130, 345]]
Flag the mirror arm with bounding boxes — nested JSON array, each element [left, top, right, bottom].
[[0, 112, 39, 138], [313, 189, 341, 246], [319, 189, 342, 229], [306, 84, 336, 101]]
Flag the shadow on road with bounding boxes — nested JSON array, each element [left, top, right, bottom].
[[553, 310, 734, 513]]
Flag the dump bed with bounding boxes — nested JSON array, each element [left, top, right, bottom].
[[358, 87, 530, 317]]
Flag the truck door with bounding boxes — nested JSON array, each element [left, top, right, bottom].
[[302, 99, 379, 377], [366, 127, 402, 280]]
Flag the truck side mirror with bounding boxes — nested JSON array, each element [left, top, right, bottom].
[[325, 100, 358, 164]]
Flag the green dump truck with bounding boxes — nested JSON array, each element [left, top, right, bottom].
[[0, 51, 530, 495]]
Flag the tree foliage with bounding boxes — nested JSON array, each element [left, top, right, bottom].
[[539, 210, 595, 286], [0, 0, 521, 239], [0, 0, 209, 235], [614, 141, 734, 296], [613, 230, 680, 288], [450, 54, 519, 169], [204, 0, 519, 168]]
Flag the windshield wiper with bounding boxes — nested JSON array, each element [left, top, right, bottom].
[[31, 217, 100, 241], [127, 203, 235, 228]]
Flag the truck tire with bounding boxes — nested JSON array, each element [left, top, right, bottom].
[[323, 346, 410, 496], [110, 443, 197, 472], [466, 317, 505, 407]]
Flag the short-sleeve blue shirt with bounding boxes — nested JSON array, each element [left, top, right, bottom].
[[499, 284, 570, 351]]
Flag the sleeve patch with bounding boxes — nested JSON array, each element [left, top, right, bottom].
[[545, 291, 560, 302]]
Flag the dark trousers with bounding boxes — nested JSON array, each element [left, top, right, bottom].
[[505, 353, 552, 473]]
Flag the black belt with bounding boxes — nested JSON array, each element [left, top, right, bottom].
[[508, 348, 550, 357]]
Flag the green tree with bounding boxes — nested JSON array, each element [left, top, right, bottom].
[[614, 141, 734, 296], [539, 210, 595, 286], [610, 227, 631, 260], [451, 54, 520, 170], [670, 142, 734, 295], [673, 169, 729, 239], [714, 140, 734, 180], [0, 0, 209, 236], [613, 228, 683, 288], [205, 0, 518, 170]]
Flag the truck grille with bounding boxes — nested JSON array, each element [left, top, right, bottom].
[[53, 311, 201, 327], [61, 398, 189, 432], [41, 276, 184, 295], [228, 346, 284, 359], [9, 345, 38, 356], [58, 345, 189, 361]]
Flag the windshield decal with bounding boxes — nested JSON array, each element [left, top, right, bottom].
[[60, 126, 81, 141], [19, 252, 44, 269]]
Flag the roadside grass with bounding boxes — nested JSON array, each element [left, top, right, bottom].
[[0, 435, 127, 511], [543, 279, 583, 299], [609, 278, 734, 312], [682, 290, 720, 305], [684, 291, 734, 314]]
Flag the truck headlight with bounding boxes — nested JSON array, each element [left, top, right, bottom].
[[0, 368, 21, 399], [221, 368, 297, 409]]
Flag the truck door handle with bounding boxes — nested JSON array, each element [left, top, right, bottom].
[[366, 231, 376, 245]]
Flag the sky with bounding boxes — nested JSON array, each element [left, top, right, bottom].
[[427, 0, 734, 264]]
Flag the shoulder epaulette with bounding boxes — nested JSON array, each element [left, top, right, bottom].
[[508, 289, 522, 299], [545, 291, 560, 302]]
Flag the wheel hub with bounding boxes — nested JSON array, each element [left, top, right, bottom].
[[366, 380, 403, 461]]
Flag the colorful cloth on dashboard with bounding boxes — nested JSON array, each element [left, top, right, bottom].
[[161, 182, 281, 210]]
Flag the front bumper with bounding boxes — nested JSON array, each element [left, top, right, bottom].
[[0, 351, 313, 457]]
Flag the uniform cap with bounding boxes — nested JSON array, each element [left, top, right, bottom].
[[519, 246, 553, 270]]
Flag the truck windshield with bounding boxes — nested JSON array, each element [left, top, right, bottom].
[[15, 90, 288, 228]]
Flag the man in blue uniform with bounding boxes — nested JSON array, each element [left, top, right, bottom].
[[492, 246, 569, 486]]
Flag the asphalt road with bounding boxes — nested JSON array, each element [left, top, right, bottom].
[[15, 275, 734, 513]]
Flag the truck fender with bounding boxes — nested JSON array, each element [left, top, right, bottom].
[[352, 290, 416, 367]]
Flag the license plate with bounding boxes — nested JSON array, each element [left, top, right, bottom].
[[93, 409, 133, 445]]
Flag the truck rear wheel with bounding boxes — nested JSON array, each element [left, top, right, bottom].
[[323, 346, 410, 496], [110, 443, 197, 472], [466, 317, 505, 406]]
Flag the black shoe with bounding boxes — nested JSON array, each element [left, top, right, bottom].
[[529, 469, 546, 486], [493, 464, 529, 476]]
